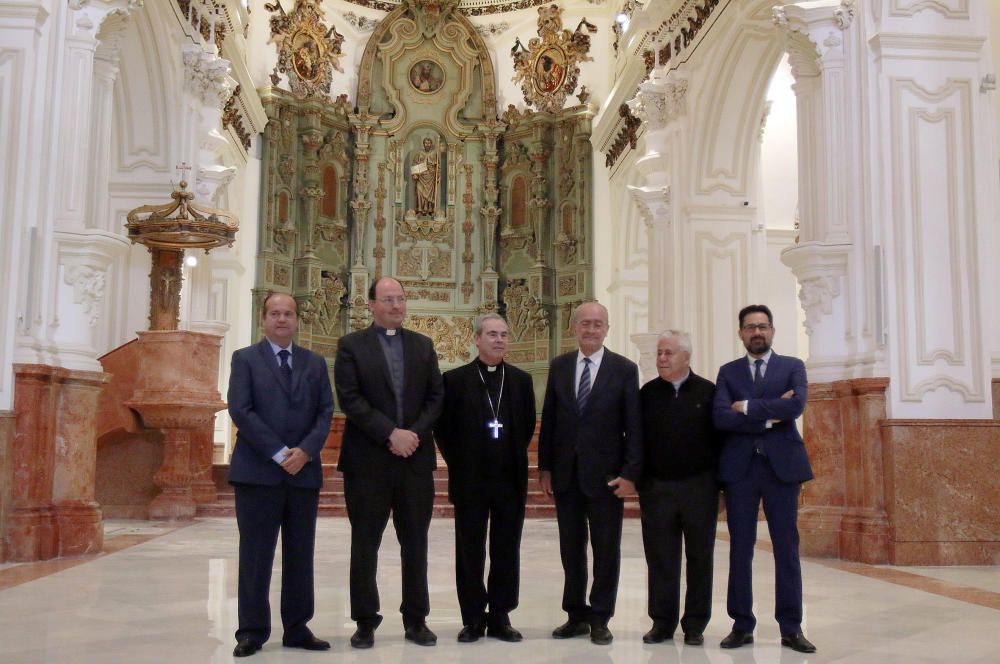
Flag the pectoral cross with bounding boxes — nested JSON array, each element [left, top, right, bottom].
[[487, 418, 504, 440]]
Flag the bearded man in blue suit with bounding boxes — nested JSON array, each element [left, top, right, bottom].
[[227, 292, 334, 657], [714, 304, 816, 654]]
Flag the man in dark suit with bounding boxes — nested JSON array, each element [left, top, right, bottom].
[[639, 330, 719, 647], [227, 292, 334, 658], [714, 304, 816, 654], [334, 276, 444, 649], [435, 313, 536, 643], [538, 301, 642, 645]]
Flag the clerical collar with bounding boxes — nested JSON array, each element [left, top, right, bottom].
[[476, 358, 503, 373], [374, 324, 399, 337]]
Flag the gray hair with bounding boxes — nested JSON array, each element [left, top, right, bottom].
[[571, 300, 609, 325], [658, 329, 692, 355], [474, 312, 507, 336]]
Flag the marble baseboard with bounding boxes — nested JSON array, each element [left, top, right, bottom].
[[0, 410, 14, 562], [802, 380, 1000, 565]]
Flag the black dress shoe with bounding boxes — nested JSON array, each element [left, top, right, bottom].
[[404, 623, 437, 646], [232, 640, 261, 657], [781, 632, 817, 653], [683, 633, 704, 646], [350, 626, 374, 649], [487, 625, 523, 642], [642, 624, 674, 643], [283, 634, 331, 651], [720, 629, 754, 648], [590, 624, 613, 645], [457, 623, 486, 643], [551, 620, 590, 639]]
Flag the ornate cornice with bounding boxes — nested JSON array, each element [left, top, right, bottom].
[[604, 103, 642, 168], [339, 0, 552, 17], [642, 0, 723, 75]]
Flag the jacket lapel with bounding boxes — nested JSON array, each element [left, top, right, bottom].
[[365, 327, 395, 398], [257, 339, 291, 396]]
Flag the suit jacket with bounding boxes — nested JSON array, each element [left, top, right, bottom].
[[538, 348, 643, 496], [713, 352, 813, 485], [227, 339, 334, 488], [334, 325, 444, 475], [434, 360, 536, 503]]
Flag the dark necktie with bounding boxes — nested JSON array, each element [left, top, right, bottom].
[[753, 358, 764, 384], [278, 349, 292, 385], [577, 357, 592, 410]]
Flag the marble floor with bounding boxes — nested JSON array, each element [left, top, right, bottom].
[[1, 518, 998, 663]]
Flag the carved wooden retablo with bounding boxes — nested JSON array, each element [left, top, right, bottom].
[[255, 1, 598, 394]]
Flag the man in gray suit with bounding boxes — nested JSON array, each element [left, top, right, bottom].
[[538, 301, 643, 645], [227, 292, 334, 657], [335, 276, 444, 649]]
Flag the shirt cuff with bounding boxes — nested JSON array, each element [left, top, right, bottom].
[[740, 400, 749, 415], [272, 446, 291, 463]]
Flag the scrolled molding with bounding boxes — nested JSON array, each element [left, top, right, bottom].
[[773, 0, 853, 78], [182, 43, 234, 108], [55, 229, 130, 328], [628, 76, 689, 131], [781, 240, 849, 337], [626, 185, 671, 229]]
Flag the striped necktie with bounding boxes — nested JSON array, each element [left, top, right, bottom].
[[577, 357, 592, 410]]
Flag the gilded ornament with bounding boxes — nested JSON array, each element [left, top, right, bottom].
[[511, 6, 596, 113], [266, 0, 346, 98]]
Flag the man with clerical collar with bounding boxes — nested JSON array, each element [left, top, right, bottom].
[[434, 314, 537, 643], [638, 330, 719, 647], [334, 277, 444, 648]]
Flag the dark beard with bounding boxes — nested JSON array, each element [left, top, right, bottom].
[[747, 337, 771, 355]]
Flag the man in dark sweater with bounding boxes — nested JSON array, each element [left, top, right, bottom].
[[638, 330, 719, 646]]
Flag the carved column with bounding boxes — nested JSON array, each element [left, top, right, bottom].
[[348, 115, 375, 330], [627, 67, 683, 371], [478, 119, 504, 313], [775, 2, 865, 383]]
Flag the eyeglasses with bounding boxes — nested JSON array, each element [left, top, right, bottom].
[[376, 296, 406, 305], [741, 323, 772, 332]]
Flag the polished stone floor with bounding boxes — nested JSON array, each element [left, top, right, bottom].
[[1, 517, 998, 663]]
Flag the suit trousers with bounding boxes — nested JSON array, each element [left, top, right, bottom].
[[233, 482, 319, 645], [343, 463, 435, 628], [724, 454, 803, 635], [639, 471, 718, 636], [554, 480, 624, 625], [453, 477, 525, 627]]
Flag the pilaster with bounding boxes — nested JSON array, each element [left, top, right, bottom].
[[867, 1, 995, 418]]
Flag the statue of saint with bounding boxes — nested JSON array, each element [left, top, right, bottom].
[[411, 137, 440, 217]]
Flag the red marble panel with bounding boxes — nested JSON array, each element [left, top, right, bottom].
[[0, 411, 14, 562], [882, 419, 1000, 565]]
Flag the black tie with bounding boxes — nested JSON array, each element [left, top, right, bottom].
[[577, 357, 592, 410], [278, 349, 292, 385], [753, 358, 764, 384]]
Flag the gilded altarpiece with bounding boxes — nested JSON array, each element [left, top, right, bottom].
[[254, 1, 596, 388], [255, 89, 354, 359]]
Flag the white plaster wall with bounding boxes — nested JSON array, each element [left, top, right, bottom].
[[761, 54, 798, 232]]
